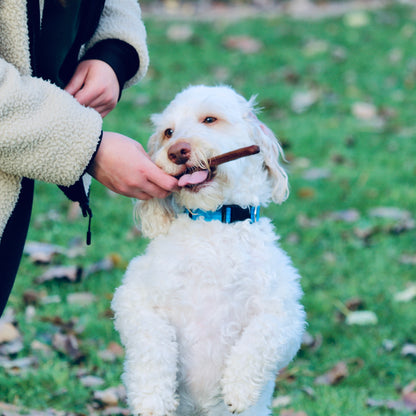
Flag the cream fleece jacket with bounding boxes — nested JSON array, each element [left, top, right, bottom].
[[0, 0, 149, 240]]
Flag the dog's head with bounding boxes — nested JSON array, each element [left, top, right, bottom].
[[137, 85, 288, 237]]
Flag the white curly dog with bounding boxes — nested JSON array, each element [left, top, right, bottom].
[[112, 85, 306, 416]]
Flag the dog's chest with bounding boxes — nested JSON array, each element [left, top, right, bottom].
[[141, 218, 277, 325]]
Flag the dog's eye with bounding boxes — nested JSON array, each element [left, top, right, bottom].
[[164, 128, 174, 139], [202, 116, 217, 124]]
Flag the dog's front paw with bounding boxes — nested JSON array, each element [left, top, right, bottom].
[[130, 393, 178, 416], [222, 380, 260, 414]]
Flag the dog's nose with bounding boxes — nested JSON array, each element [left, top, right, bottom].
[[168, 141, 191, 165]]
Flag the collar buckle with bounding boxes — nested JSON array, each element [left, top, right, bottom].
[[186, 205, 260, 224]]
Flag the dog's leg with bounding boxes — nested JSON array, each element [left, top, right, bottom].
[[239, 379, 274, 416], [113, 286, 179, 416], [221, 312, 303, 414]]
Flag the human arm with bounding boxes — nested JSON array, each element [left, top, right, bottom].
[[0, 58, 177, 201], [0, 58, 102, 186], [65, 0, 148, 117]]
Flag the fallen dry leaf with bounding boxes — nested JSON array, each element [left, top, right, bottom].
[[22, 289, 46, 306], [98, 342, 124, 362], [296, 214, 320, 228], [0, 402, 20, 416], [66, 292, 96, 306], [400, 254, 416, 265], [0, 322, 20, 344], [315, 361, 348, 385], [291, 90, 319, 113], [223, 35, 263, 54], [30, 340, 52, 354], [93, 386, 126, 407], [346, 310, 378, 326], [331, 46, 347, 62], [297, 187, 315, 200], [40, 315, 78, 332], [291, 157, 311, 170], [0, 314, 22, 357], [401, 343, 416, 358], [302, 168, 331, 181], [343, 11, 370, 27], [52, 332, 84, 362], [303, 39, 328, 56], [167, 24, 194, 42], [36, 265, 83, 284], [0, 402, 71, 416], [40, 295, 61, 305], [101, 406, 130, 416], [79, 375, 105, 388], [354, 212, 415, 242], [0, 356, 38, 371], [344, 297, 365, 311], [382, 339, 397, 352], [24, 305, 36, 323], [272, 395, 292, 408], [369, 207, 412, 221], [24, 241, 66, 264], [0, 337, 24, 356], [353, 225, 380, 242], [302, 386, 316, 398], [367, 381, 416, 412], [283, 68, 301, 85], [328, 209, 360, 223], [279, 409, 308, 416], [335, 298, 367, 322], [367, 398, 405, 412], [84, 256, 115, 277], [352, 102, 377, 120], [403, 381, 416, 411], [394, 284, 416, 302], [301, 331, 322, 352]]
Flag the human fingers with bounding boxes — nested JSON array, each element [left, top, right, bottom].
[[75, 61, 119, 110], [75, 83, 118, 117], [134, 180, 171, 200], [139, 156, 179, 194], [89, 100, 115, 118], [73, 80, 102, 108], [64, 63, 88, 96]]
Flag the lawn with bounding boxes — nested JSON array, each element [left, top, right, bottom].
[[1, 4, 415, 416]]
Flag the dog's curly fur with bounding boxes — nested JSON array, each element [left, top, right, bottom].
[[112, 85, 306, 416]]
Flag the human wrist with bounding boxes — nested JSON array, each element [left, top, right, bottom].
[[85, 131, 103, 177]]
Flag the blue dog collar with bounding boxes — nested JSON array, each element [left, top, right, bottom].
[[185, 205, 260, 224]]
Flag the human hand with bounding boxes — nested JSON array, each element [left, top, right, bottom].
[[65, 60, 119, 118], [88, 132, 178, 200]]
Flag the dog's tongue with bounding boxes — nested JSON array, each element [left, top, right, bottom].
[[178, 170, 209, 187]]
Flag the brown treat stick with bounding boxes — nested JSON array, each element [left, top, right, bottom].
[[208, 145, 260, 168]]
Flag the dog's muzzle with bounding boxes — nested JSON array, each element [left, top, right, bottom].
[[174, 145, 260, 188]]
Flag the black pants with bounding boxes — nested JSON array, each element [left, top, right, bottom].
[[0, 178, 34, 316]]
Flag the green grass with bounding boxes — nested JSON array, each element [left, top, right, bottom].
[[2, 5, 416, 416]]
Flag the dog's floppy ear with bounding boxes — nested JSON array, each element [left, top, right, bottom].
[[247, 110, 289, 204], [134, 196, 175, 239]]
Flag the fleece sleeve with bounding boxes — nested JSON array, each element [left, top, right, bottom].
[[81, 0, 149, 89], [0, 58, 102, 186]]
